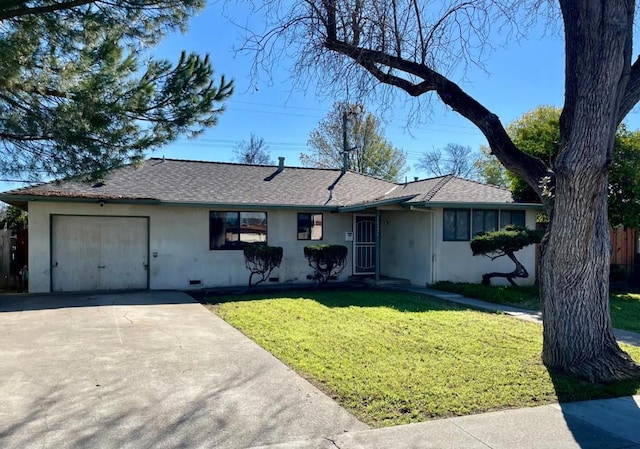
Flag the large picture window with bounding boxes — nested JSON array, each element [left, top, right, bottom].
[[297, 213, 323, 240], [443, 209, 470, 241], [210, 211, 267, 250]]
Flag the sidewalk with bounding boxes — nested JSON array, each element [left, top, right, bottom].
[[253, 395, 640, 448]]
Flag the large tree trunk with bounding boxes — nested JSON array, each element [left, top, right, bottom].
[[539, 171, 640, 382], [541, 0, 640, 382]]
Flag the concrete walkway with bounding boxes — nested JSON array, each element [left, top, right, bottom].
[[253, 395, 640, 448], [397, 285, 640, 347]]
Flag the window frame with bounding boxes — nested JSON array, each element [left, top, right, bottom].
[[472, 209, 499, 236], [499, 210, 526, 228], [443, 208, 528, 242], [297, 212, 323, 241], [443, 209, 471, 241], [209, 211, 268, 250]]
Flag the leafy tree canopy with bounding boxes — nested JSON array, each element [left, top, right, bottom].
[[505, 106, 640, 228], [0, 205, 27, 231], [0, 0, 233, 179], [301, 102, 407, 181], [474, 145, 509, 188]]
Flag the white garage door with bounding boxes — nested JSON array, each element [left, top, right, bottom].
[[51, 215, 149, 292]]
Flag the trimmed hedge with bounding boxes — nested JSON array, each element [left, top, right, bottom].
[[243, 244, 283, 289], [304, 244, 348, 284], [471, 225, 544, 256]]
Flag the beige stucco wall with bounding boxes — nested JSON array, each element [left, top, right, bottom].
[[27, 201, 354, 293], [379, 210, 433, 285], [432, 208, 539, 286]]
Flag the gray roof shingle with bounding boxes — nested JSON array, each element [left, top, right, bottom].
[[0, 158, 528, 208]]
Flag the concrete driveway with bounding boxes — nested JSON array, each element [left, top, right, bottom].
[[0, 291, 367, 449]]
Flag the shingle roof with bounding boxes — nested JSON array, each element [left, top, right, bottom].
[[408, 175, 514, 204], [0, 158, 528, 209]]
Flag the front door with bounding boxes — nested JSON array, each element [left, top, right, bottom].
[[354, 215, 376, 274]]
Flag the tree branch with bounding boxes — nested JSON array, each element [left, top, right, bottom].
[[0, 0, 96, 20], [324, 38, 551, 199], [618, 55, 640, 124]]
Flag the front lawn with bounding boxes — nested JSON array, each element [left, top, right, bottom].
[[206, 290, 640, 427], [432, 281, 640, 334]]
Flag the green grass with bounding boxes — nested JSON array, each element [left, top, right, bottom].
[[432, 281, 640, 334], [206, 289, 640, 427], [610, 292, 640, 333]]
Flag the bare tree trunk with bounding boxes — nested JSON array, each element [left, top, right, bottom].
[[541, 0, 640, 382], [481, 251, 528, 286], [540, 170, 640, 382]]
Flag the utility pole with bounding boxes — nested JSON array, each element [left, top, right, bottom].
[[342, 109, 348, 174]]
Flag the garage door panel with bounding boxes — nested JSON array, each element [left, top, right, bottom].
[[52, 216, 148, 292], [99, 217, 148, 290]]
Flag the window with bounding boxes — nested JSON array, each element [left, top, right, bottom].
[[500, 210, 526, 228], [443, 209, 470, 241], [210, 211, 267, 250], [444, 209, 527, 241], [472, 210, 498, 236], [297, 213, 323, 240]]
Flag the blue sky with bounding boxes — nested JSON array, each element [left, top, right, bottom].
[[145, 2, 580, 183], [4, 3, 639, 192]]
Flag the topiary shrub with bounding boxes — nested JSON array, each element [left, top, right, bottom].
[[303, 244, 348, 284], [470, 225, 544, 286], [243, 244, 283, 289]]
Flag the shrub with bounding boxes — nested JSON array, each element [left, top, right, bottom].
[[304, 244, 348, 284], [243, 245, 283, 289], [470, 225, 544, 286]]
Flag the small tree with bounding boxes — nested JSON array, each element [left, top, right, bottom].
[[303, 244, 348, 284], [418, 143, 478, 179], [0, 206, 27, 232], [234, 134, 274, 165], [301, 102, 407, 181], [243, 245, 283, 290], [471, 226, 544, 286]]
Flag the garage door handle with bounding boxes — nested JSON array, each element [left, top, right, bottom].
[[97, 265, 106, 269]]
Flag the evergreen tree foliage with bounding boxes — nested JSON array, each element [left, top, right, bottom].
[[471, 225, 544, 286], [0, 1, 234, 179]]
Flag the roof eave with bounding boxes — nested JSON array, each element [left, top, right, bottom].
[[0, 194, 339, 211], [408, 201, 544, 210], [337, 195, 418, 213]]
